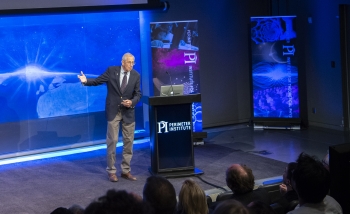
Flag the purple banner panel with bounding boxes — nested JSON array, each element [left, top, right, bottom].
[[150, 20, 202, 131], [251, 16, 299, 119]]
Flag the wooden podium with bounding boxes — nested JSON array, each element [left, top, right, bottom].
[[148, 94, 203, 178]]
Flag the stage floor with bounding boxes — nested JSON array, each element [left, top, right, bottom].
[[205, 124, 347, 163]]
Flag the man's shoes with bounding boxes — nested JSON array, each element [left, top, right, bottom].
[[121, 172, 137, 181], [108, 173, 118, 182]]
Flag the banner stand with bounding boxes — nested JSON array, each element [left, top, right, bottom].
[[250, 16, 300, 125], [253, 119, 301, 130]]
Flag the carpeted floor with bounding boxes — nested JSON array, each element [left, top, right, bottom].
[[0, 139, 287, 214]]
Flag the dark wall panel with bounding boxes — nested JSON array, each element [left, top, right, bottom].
[[288, 0, 345, 130]]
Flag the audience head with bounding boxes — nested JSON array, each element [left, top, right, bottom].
[[248, 200, 276, 214], [143, 175, 177, 214], [177, 179, 209, 214], [291, 152, 330, 204], [50, 207, 73, 214], [282, 162, 297, 187], [226, 164, 255, 194], [84, 189, 152, 214], [213, 199, 249, 214], [68, 204, 84, 214]]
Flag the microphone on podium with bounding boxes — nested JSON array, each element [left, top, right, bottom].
[[165, 71, 174, 96]]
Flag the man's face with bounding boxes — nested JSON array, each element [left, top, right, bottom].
[[122, 55, 135, 72]]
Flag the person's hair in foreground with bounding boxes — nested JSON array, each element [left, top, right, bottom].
[[213, 199, 249, 214], [143, 175, 177, 214], [226, 164, 255, 194], [84, 189, 152, 214], [177, 179, 209, 214], [291, 152, 330, 204]]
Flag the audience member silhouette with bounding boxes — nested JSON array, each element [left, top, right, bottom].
[[248, 200, 277, 214], [213, 199, 249, 214], [68, 204, 84, 214], [287, 152, 342, 214], [275, 162, 299, 213], [279, 162, 297, 197], [50, 207, 73, 214], [84, 189, 153, 214], [143, 175, 177, 214], [225, 164, 271, 206], [176, 179, 209, 214]]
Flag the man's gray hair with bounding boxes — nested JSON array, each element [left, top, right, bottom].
[[122, 52, 135, 61]]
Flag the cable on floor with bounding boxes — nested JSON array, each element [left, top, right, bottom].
[[195, 175, 228, 192]]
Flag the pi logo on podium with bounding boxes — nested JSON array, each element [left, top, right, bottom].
[[157, 121, 169, 133]]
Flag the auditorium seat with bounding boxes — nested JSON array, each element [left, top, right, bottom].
[[215, 191, 233, 202], [270, 203, 284, 214], [216, 182, 282, 203], [206, 195, 213, 207], [270, 199, 299, 214], [257, 182, 282, 204], [286, 200, 299, 212]]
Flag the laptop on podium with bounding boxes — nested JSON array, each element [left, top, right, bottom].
[[160, 84, 184, 96]]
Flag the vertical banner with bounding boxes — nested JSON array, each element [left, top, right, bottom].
[[250, 16, 299, 120], [150, 20, 202, 132]]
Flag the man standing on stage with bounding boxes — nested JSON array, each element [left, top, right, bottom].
[[77, 52, 141, 182]]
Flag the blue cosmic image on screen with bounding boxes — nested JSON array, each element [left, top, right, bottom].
[[251, 16, 299, 118], [0, 12, 141, 123]]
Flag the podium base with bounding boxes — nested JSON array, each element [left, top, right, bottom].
[[148, 167, 204, 178]]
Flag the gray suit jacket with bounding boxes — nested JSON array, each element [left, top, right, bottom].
[[84, 66, 142, 123]]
